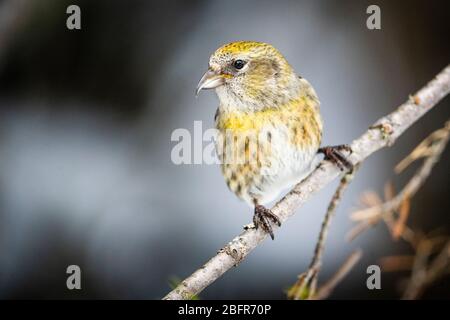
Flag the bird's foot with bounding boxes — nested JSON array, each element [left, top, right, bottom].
[[253, 205, 281, 240], [318, 144, 353, 172]]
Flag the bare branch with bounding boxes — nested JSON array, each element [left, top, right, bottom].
[[349, 120, 450, 239], [287, 166, 359, 300], [348, 120, 450, 299], [312, 249, 363, 300], [402, 239, 450, 299], [163, 65, 450, 300]]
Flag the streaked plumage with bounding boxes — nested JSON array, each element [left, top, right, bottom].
[[196, 41, 328, 238]]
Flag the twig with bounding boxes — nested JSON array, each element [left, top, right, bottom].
[[312, 249, 363, 300], [402, 239, 450, 299], [287, 165, 359, 300], [349, 120, 450, 238], [348, 120, 450, 299], [380, 255, 415, 272], [163, 65, 450, 300], [378, 233, 450, 299]]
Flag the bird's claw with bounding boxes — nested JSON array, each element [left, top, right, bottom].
[[253, 205, 281, 240], [319, 144, 353, 172]]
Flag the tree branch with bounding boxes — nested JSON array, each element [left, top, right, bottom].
[[312, 249, 363, 300], [402, 239, 450, 299], [163, 65, 450, 300], [349, 120, 450, 240], [348, 120, 450, 299], [287, 166, 360, 300]]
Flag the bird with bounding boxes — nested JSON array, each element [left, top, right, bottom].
[[196, 41, 351, 239]]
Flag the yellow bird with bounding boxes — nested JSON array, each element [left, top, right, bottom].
[[196, 41, 351, 239]]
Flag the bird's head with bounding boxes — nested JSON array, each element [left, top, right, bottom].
[[196, 41, 302, 111]]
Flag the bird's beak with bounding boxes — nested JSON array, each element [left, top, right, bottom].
[[195, 69, 225, 97]]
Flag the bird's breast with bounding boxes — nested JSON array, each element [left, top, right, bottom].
[[213, 95, 323, 205], [215, 95, 322, 150]]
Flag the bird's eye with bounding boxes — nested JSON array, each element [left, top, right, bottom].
[[233, 59, 245, 70]]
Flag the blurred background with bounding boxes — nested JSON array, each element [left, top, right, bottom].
[[0, 0, 449, 299]]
